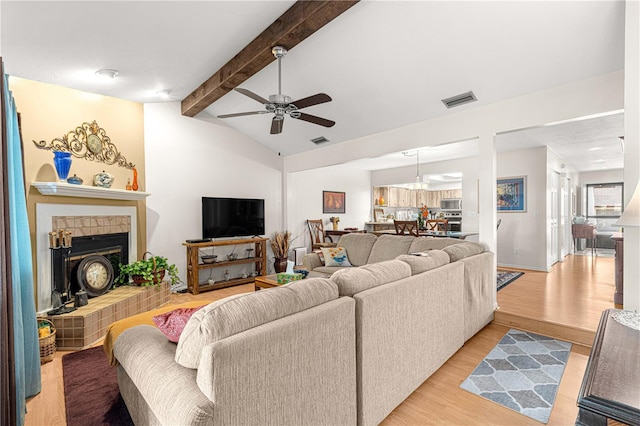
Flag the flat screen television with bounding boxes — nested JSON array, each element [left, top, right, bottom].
[[202, 197, 265, 239]]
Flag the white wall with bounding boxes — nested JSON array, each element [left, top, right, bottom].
[[496, 147, 548, 270], [579, 169, 624, 185], [144, 103, 284, 283], [624, 0, 640, 311], [287, 165, 371, 252]]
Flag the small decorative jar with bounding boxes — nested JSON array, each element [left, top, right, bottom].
[[93, 170, 114, 188], [66, 174, 83, 185], [224, 270, 230, 281]]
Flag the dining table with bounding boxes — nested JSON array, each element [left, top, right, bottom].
[[371, 229, 477, 240], [324, 228, 367, 242]]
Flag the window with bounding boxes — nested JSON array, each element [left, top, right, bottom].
[[586, 182, 624, 220]]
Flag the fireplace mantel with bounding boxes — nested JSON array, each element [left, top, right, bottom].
[[32, 182, 150, 201]]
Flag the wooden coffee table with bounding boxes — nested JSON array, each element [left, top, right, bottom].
[[254, 274, 282, 291]]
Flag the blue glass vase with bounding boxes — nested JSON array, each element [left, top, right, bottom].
[[53, 151, 72, 182]]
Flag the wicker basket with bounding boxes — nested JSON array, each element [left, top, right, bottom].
[[38, 318, 56, 364], [131, 252, 165, 286]]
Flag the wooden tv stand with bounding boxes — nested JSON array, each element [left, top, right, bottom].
[[183, 237, 268, 294]]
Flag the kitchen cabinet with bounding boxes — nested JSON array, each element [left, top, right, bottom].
[[372, 187, 462, 209], [426, 189, 462, 209], [373, 186, 390, 206]]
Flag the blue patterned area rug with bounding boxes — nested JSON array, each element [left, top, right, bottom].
[[460, 329, 572, 423], [497, 269, 523, 291]]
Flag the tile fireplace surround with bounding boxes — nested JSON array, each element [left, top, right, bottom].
[[36, 204, 138, 314], [48, 282, 170, 350], [35, 203, 162, 348]]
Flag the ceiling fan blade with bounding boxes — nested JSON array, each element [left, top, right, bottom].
[[217, 111, 267, 118], [294, 112, 335, 128], [270, 117, 284, 134], [235, 88, 269, 104], [291, 93, 332, 109]]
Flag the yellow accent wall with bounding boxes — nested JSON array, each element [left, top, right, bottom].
[[8, 77, 146, 294]]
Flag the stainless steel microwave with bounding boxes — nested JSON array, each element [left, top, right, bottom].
[[440, 198, 462, 210]]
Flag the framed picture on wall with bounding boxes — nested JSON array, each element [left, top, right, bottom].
[[497, 176, 527, 212], [323, 191, 345, 214]]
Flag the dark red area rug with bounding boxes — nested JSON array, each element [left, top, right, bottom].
[[62, 346, 133, 426]]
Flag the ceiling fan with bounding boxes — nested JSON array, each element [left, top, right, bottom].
[[217, 46, 336, 135]]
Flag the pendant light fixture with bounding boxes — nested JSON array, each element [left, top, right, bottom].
[[404, 150, 428, 190]]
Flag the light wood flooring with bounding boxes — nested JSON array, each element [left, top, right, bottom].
[[25, 254, 617, 426]]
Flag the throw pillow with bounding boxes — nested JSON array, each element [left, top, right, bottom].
[[321, 246, 352, 267], [152, 306, 203, 343]]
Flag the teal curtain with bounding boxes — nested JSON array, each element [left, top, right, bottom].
[[4, 73, 41, 424]]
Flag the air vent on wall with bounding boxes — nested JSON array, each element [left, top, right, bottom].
[[311, 136, 330, 145], [441, 91, 477, 109]]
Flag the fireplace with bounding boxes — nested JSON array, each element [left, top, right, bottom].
[[36, 204, 138, 314], [50, 232, 129, 309], [36, 203, 170, 349]]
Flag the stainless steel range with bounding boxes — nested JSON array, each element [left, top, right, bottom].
[[443, 211, 462, 232]]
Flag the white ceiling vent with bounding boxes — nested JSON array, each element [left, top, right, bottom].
[[441, 91, 477, 109], [311, 136, 330, 145]]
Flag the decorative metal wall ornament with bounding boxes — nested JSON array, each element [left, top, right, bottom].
[[33, 120, 135, 169]]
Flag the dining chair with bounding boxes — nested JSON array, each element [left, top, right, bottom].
[[394, 220, 419, 236], [307, 219, 338, 251], [426, 219, 448, 231]]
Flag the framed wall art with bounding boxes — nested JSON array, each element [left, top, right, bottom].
[[323, 191, 345, 214], [497, 176, 527, 212]]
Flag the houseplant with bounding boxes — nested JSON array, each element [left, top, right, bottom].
[[270, 230, 291, 273], [116, 252, 180, 287]]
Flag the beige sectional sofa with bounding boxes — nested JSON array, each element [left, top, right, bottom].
[[304, 233, 494, 425], [112, 233, 494, 426], [113, 278, 357, 426]]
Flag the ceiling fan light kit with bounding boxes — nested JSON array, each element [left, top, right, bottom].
[[217, 46, 336, 135]]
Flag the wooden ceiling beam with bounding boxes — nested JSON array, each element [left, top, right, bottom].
[[181, 0, 359, 117]]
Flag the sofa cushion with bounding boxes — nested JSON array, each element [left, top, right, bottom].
[[396, 250, 450, 275], [312, 266, 348, 276], [331, 259, 411, 297], [409, 237, 462, 252], [337, 233, 378, 266], [443, 242, 485, 262], [367, 235, 415, 264], [321, 246, 352, 267], [175, 278, 338, 369]]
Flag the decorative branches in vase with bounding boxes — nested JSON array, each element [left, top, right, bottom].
[[270, 231, 291, 273]]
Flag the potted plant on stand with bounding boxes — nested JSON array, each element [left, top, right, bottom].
[[270, 231, 291, 273], [116, 252, 180, 287]]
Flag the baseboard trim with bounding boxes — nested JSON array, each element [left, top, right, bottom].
[[497, 263, 549, 272], [493, 310, 595, 348]]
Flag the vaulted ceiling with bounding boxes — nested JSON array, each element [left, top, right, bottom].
[[1, 1, 626, 170]]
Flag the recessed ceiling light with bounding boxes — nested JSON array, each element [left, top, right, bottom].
[[156, 89, 173, 98], [592, 159, 606, 164], [95, 69, 118, 79], [588, 147, 602, 151]]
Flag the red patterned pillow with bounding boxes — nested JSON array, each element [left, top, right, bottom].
[[152, 306, 203, 343]]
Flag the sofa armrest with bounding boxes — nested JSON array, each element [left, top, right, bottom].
[[114, 325, 215, 424], [302, 252, 323, 270]]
